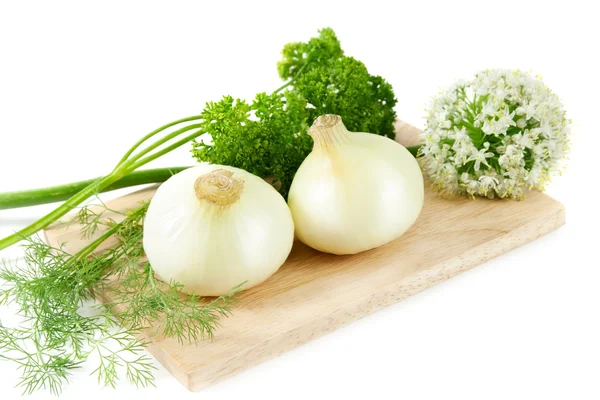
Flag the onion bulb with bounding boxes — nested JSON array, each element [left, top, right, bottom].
[[143, 164, 294, 296], [288, 115, 424, 255]]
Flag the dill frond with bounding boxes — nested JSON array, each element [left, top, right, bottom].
[[0, 200, 241, 395]]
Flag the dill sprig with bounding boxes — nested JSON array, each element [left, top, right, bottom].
[[0, 201, 240, 395], [107, 264, 241, 344]]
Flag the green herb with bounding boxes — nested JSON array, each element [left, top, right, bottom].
[[192, 28, 397, 196], [0, 202, 240, 394]]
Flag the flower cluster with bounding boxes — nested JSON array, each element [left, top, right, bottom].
[[420, 69, 571, 199]]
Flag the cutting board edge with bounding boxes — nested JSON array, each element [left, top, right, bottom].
[[181, 197, 565, 391]]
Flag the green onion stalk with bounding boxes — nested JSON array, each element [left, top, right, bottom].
[[0, 142, 419, 210], [0, 116, 205, 251], [0, 167, 189, 210], [0, 126, 420, 250]]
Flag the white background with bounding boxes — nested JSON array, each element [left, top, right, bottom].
[[1, 1, 599, 399]]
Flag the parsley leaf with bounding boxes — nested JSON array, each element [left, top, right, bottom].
[[191, 27, 397, 197]]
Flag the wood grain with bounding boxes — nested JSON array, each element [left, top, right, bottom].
[[44, 121, 566, 391]]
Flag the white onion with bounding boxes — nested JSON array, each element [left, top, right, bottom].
[[288, 115, 424, 255], [143, 164, 294, 296]]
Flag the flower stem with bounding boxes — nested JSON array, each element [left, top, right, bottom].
[[0, 116, 204, 251], [406, 145, 420, 158], [0, 174, 124, 250], [128, 130, 203, 170], [116, 116, 202, 167], [0, 167, 190, 210], [121, 124, 202, 167]]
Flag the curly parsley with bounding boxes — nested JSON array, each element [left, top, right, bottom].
[[192, 28, 397, 197]]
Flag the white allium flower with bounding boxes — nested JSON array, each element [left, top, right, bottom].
[[468, 144, 494, 171], [421, 69, 571, 199]]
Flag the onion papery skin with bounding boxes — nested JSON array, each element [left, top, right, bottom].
[[143, 164, 295, 296], [288, 115, 424, 255]]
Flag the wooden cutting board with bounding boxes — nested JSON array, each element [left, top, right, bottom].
[[43, 120, 565, 391]]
